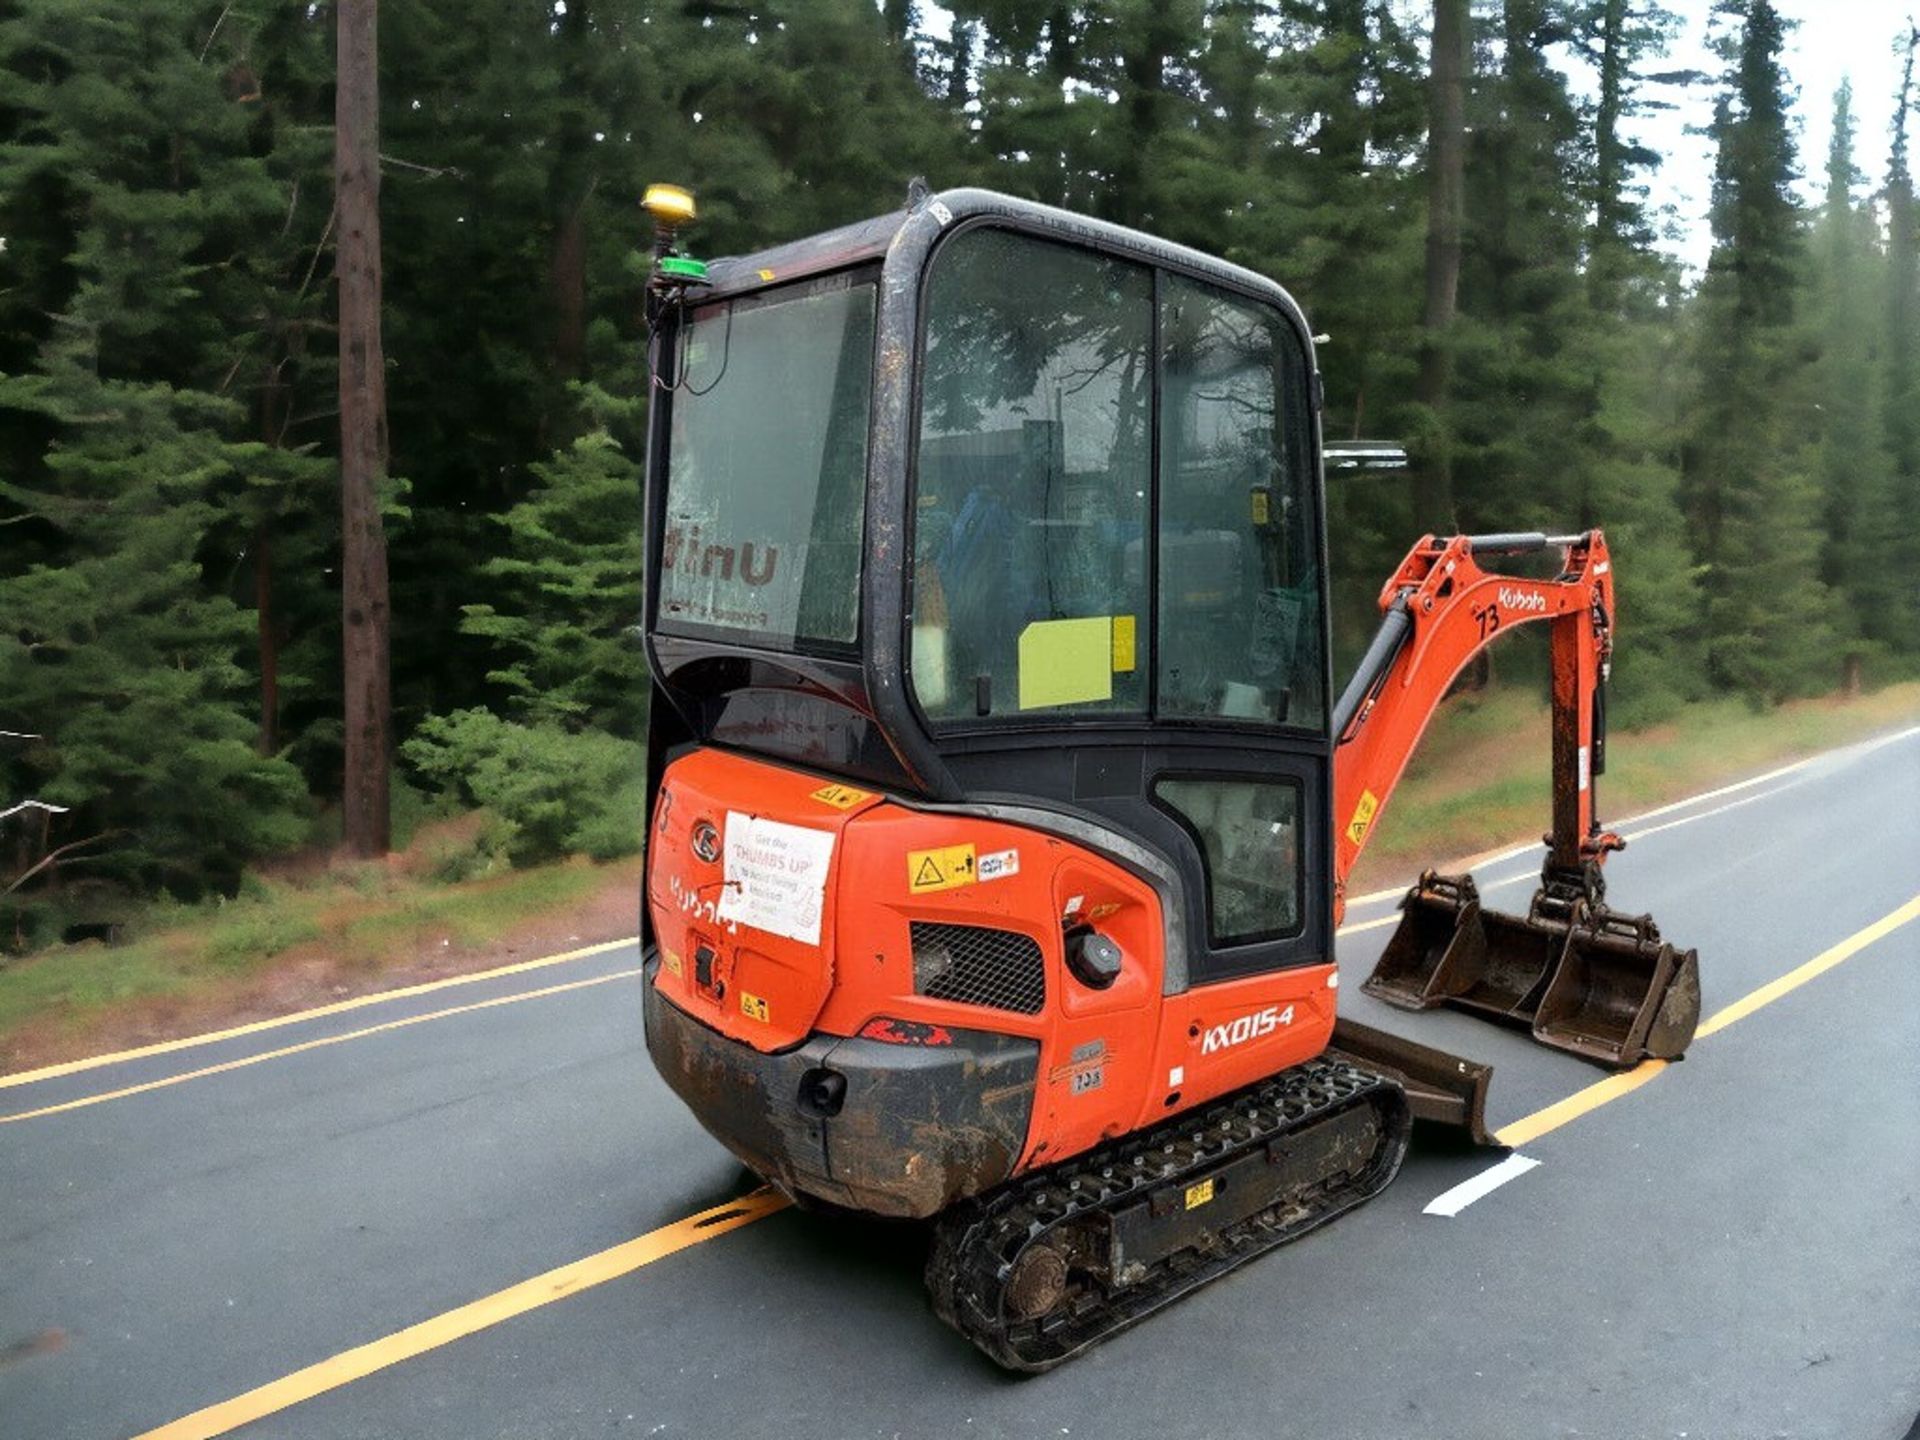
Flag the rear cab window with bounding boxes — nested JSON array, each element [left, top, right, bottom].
[[658, 273, 877, 650]]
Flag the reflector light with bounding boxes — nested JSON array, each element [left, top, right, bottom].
[[859, 1017, 955, 1047]]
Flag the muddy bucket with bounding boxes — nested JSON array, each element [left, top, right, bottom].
[[1454, 904, 1570, 1024], [1533, 910, 1700, 1066], [1361, 873, 1486, 1010]]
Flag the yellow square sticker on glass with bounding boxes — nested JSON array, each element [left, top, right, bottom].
[[1018, 617, 1114, 709]]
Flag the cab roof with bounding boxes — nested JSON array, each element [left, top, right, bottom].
[[695, 188, 1311, 340]]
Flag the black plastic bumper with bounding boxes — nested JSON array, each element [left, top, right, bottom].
[[641, 952, 1039, 1219]]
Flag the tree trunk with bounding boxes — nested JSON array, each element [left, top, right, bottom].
[[547, 0, 590, 390], [255, 522, 278, 755], [1414, 0, 1467, 529], [336, 0, 391, 857]]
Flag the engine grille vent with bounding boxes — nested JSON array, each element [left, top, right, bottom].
[[909, 922, 1046, 1015]]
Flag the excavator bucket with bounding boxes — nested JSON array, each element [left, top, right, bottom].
[[1534, 909, 1701, 1064], [1361, 872, 1700, 1068]]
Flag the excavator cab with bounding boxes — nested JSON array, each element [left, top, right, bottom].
[[636, 185, 1698, 1371], [643, 192, 1338, 994]]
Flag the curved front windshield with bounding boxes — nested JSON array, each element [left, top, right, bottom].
[[658, 274, 875, 648]]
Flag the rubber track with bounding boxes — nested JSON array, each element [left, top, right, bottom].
[[926, 1058, 1411, 1372]]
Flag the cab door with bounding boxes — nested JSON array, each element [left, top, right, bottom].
[[903, 223, 1332, 990]]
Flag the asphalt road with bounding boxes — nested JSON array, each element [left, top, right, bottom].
[[3, 724, 1917, 1440]]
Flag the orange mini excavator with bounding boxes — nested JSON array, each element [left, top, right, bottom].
[[636, 185, 1700, 1370]]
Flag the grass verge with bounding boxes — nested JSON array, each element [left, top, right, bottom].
[[0, 824, 640, 1072], [1350, 680, 1920, 893]]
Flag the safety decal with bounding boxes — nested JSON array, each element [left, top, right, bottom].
[[739, 992, 770, 1023], [907, 843, 976, 894], [1345, 789, 1379, 847], [662, 948, 684, 978], [1184, 1178, 1216, 1211], [809, 783, 871, 810], [977, 848, 1019, 882]]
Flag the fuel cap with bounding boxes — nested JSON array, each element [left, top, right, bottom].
[[1066, 929, 1123, 990]]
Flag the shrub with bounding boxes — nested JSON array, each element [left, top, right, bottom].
[[402, 709, 643, 867]]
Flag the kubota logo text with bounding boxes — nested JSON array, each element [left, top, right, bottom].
[[1200, 1004, 1295, 1055], [1497, 586, 1548, 613]]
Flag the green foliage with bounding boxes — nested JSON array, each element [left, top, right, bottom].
[[459, 387, 647, 734], [0, 0, 333, 915], [0, 333, 312, 899], [1683, 0, 1843, 699], [5, 0, 1916, 940], [402, 708, 642, 867]]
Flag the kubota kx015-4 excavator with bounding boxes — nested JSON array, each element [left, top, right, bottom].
[[636, 185, 1701, 1371]]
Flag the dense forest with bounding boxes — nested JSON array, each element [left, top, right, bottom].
[[2, 0, 1916, 941]]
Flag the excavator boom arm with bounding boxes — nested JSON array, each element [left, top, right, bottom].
[[1331, 530, 1619, 923]]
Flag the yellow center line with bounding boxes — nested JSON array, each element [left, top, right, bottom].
[[133, 1188, 790, 1440], [1694, 893, 1920, 1038], [0, 936, 642, 1092], [1494, 891, 1920, 1148], [0, 969, 644, 1125], [119, 892, 1920, 1437], [1494, 1060, 1668, 1148]]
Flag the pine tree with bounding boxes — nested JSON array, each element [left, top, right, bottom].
[[1683, 0, 1839, 700], [1579, 0, 1706, 721], [0, 0, 324, 910], [1449, 0, 1594, 536], [0, 332, 310, 904], [1877, 26, 1920, 657], [1806, 80, 1893, 660], [458, 387, 647, 736]]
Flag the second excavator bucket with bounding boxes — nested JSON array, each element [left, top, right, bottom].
[[1361, 872, 1701, 1068]]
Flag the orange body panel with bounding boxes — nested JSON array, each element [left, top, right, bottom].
[[646, 748, 1337, 1181]]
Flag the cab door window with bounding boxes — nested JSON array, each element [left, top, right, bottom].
[[1156, 275, 1324, 729], [910, 228, 1152, 722]]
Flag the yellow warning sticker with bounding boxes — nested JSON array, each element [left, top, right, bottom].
[[1184, 1178, 1216, 1211], [739, 992, 770, 1023], [810, 783, 871, 810], [1111, 614, 1137, 673], [662, 949, 684, 978], [1345, 789, 1380, 847], [907, 843, 976, 894], [757, 268, 775, 281]]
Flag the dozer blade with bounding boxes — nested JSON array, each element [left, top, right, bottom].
[[1360, 872, 1701, 1068]]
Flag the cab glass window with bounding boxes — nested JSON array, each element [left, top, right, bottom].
[[658, 274, 875, 648], [1154, 777, 1303, 944], [1156, 275, 1324, 728], [910, 229, 1151, 722]]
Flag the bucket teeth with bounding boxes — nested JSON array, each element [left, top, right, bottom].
[[1360, 871, 1701, 1068]]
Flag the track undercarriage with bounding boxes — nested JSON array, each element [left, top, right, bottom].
[[926, 1060, 1411, 1372]]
